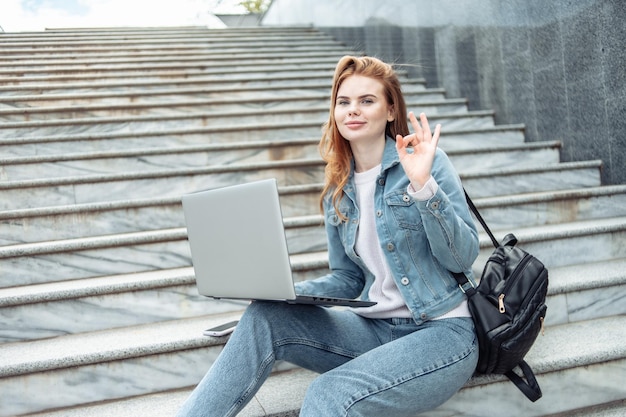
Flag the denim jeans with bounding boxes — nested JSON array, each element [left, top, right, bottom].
[[176, 301, 478, 417]]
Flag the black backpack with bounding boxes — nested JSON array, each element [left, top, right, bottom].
[[454, 192, 549, 402]]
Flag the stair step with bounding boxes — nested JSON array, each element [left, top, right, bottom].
[[546, 258, 626, 326], [0, 158, 599, 211], [0, 183, 322, 245], [3, 314, 624, 417], [0, 74, 345, 97], [0, 100, 472, 129], [0, 39, 348, 57], [0, 123, 525, 157], [0, 53, 356, 83], [0, 156, 599, 211], [0, 27, 324, 37], [420, 317, 626, 417], [0, 43, 358, 61], [543, 399, 626, 417], [0, 52, 341, 69], [0, 80, 429, 109], [461, 160, 602, 198], [0, 32, 338, 44], [0, 80, 434, 109], [0, 55, 351, 76], [18, 368, 319, 417], [0, 60, 365, 86], [0, 92, 465, 120], [0, 138, 322, 181], [475, 216, 626, 269], [0, 36, 341, 55], [4, 184, 624, 247], [0, 267, 247, 343], [1, 43, 337, 61], [1, 211, 624, 288], [0, 63, 346, 101], [0, 89, 336, 110], [0, 82, 432, 109], [0, 56, 344, 86], [0, 158, 326, 210], [22, 376, 626, 417], [0, 313, 249, 417], [0, 213, 328, 287], [0, 140, 558, 182], [447, 140, 561, 173], [0, 27, 325, 43], [1, 254, 623, 344], [0, 108, 494, 138], [0, 76, 429, 101], [0, 250, 328, 343], [475, 184, 626, 230]]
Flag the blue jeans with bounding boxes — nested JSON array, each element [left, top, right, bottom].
[[177, 301, 478, 417]]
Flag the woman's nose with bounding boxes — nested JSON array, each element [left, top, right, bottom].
[[348, 104, 360, 115]]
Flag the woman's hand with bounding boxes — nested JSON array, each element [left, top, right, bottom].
[[395, 112, 441, 190]]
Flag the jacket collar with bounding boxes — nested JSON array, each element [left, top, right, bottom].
[[348, 137, 399, 177], [380, 136, 401, 172], [344, 137, 399, 198]]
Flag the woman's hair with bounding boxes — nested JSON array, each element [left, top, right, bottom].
[[319, 55, 409, 218]]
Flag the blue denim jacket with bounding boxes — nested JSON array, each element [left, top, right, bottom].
[[296, 138, 479, 324]]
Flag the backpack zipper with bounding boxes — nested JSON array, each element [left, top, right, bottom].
[[498, 294, 506, 313]]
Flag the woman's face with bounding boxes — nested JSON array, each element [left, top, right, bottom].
[[334, 75, 394, 147]]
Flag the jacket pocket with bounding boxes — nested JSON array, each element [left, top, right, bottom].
[[385, 191, 424, 231]]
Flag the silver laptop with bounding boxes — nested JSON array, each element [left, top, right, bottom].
[[181, 178, 376, 308]]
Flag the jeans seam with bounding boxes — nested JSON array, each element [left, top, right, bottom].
[[275, 337, 360, 359], [225, 351, 275, 417], [343, 342, 476, 415]]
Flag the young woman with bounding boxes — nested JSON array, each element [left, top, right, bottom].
[[177, 55, 480, 417]]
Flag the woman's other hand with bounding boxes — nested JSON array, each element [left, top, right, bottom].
[[395, 112, 441, 190]]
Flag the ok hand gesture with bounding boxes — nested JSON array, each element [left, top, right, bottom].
[[395, 112, 441, 190]]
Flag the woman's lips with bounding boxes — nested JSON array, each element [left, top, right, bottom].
[[345, 121, 365, 129]]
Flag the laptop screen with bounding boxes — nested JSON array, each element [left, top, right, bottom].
[[182, 179, 297, 301]]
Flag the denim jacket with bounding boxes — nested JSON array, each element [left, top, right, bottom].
[[296, 138, 479, 324]]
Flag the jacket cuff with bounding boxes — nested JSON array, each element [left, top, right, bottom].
[[407, 176, 439, 201]]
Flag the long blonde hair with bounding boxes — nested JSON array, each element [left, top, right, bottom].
[[319, 56, 409, 218]]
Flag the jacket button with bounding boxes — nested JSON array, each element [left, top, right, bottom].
[[431, 201, 440, 210], [400, 277, 410, 285], [376, 210, 383, 217], [402, 194, 410, 202], [387, 243, 395, 251], [378, 178, 385, 186], [420, 313, 427, 320]]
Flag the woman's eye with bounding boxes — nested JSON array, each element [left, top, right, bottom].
[[338, 100, 350, 106], [361, 99, 374, 104]]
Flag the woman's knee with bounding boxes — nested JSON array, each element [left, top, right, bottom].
[[239, 301, 317, 342], [240, 301, 287, 327], [300, 372, 347, 416]]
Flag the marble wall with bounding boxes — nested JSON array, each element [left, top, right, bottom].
[[263, 0, 626, 186]]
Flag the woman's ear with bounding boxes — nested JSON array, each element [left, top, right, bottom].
[[387, 105, 395, 122]]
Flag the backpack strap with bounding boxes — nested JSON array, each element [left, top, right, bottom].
[[451, 189, 499, 290], [463, 189, 499, 248], [505, 360, 543, 402]]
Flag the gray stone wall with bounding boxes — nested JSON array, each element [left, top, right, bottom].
[[264, 0, 625, 185]]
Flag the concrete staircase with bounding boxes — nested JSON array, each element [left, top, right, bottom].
[[0, 26, 624, 417]]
